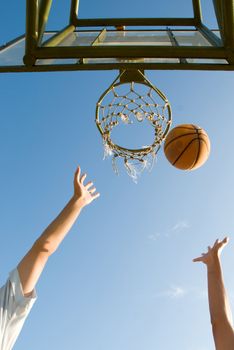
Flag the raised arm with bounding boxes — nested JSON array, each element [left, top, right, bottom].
[[193, 237, 234, 350], [17, 166, 100, 296]]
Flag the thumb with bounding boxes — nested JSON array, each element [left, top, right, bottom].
[[193, 256, 203, 263]]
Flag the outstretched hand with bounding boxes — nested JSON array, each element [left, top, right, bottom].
[[193, 237, 229, 266], [73, 166, 100, 207]]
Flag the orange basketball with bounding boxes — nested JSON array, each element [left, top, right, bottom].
[[164, 124, 210, 170]]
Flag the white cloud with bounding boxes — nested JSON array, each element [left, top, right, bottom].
[[155, 285, 187, 299], [171, 220, 190, 232], [154, 286, 207, 300], [166, 285, 187, 298], [148, 220, 190, 242], [148, 233, 161, 240]]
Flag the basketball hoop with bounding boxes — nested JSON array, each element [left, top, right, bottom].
[[96, 70, 172, 182]]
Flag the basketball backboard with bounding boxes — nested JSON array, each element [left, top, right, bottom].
[[0, 0, 233, 72]]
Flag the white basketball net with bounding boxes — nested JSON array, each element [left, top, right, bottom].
[[96, 70, 172, 183]]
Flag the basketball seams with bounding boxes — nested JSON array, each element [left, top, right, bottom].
[[198, 132, 209, 138], [198, 137, 210, 152], [164, 129, 208, 152], [164, 132, 199, 151], [170, 126, 208, 137], [169, 125, 208, 137], [172, 137, 199, 166], [198, 130, 208, 138], [189, 130, 200, 170]]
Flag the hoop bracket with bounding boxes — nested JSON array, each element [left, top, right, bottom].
[[119, 69, 145, 83]]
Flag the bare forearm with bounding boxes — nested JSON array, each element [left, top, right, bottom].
[[207, 258, 233, 326], [18, 196, 83, 294], [35, 196, 83, 255]]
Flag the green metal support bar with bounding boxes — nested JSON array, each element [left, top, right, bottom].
[[198, 23, 222, 47], [70, 0, 80, 26], [167, 28, 187, 63], [91, 29, 107, 46], [212, 0, 225, 41], [34, 45, 227, 59], [24, 0, 39, 65], [74, 17, 196, 27], [212, 0, 234, 63], [1, 62, 232, 74], [192, 0, 202, 25], [0, 34, 25, 51], [221, 0, 234, 50], [42, 25, 76, 47], [38, 0, 53, 45]]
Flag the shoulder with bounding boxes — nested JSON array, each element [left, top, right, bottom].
[[0, 268, 37, 311]]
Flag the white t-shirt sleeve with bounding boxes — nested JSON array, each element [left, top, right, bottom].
[[0, 268, 37, 350]]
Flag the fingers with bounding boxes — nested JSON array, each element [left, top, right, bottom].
[[218, 236, 229, 250], [85, 181, 93, 190], [213, 239, 219, 248], [77, 166, 81, 180], [193, 256, 203, 263], [92, 192, 100, 200], [214, 236, 229, 249], [222, 236, 229, 244], [89, 187, 100, 199], [89, 187, 96, 194], [82, 178, 99, 197], [80, 173, 87, 184], [74, 166, 87, 184], [74, 166, 81, 182]]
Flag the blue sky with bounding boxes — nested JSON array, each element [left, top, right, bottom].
[[0, 1, 234, 350]]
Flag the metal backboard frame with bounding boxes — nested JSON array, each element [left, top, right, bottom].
[[0, 0, 234, 72]]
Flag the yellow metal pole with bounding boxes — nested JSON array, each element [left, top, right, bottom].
[[38, 0, 53, 45]]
